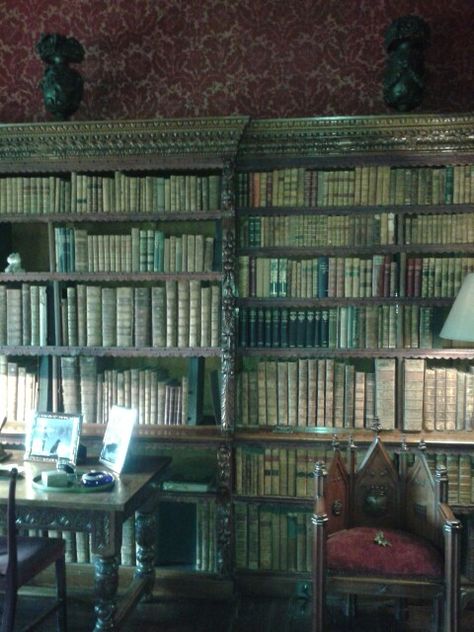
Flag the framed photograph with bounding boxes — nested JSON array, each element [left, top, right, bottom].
[[25, 412, 82, 464], [99, 406, 137, 474]]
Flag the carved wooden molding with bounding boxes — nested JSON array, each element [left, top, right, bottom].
[[0, 116, 249, 172], [238, 113, 474, 163]]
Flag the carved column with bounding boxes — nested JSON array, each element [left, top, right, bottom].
[[93, 555, 119, 632], [135, 509, 157, 601]]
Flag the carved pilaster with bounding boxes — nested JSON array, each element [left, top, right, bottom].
[[216, 442, 233, 576], [221, 223, 237, 433], [216, 497, 232, 576], [217, 441, 232, 492]]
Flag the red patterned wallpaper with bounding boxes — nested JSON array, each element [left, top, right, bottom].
[[0, 0, 473, 122]]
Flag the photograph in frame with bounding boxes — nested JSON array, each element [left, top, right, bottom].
[[99, 406, 137, 474], [25, 412, 82, 464]]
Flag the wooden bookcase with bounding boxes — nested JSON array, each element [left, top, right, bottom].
[[1, 113, 474, 599], [0, 116, 247, 592], [234, 113, 474, 595]]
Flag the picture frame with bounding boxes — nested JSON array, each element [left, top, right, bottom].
[[99, 406, 137, 474], [25, 412, 82, 464]]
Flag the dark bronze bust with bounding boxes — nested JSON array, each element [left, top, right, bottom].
[[383, 15, 430, 112], [36, 33, 85, 120]]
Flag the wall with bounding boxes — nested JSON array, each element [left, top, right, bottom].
[[0, 0, 473, 123]]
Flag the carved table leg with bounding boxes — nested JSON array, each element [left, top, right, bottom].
[[93, 554, 119, 631], [135, 509, 157, 601]]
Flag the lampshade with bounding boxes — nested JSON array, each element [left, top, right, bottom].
[[440, 273, 474, 341]]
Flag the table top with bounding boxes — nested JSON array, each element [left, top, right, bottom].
[[0, 457, 170, 513]]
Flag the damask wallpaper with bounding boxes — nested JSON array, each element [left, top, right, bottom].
[[0, 0, 473, 122]]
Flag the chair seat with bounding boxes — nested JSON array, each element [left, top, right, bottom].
[[0, 536, 65, 586], [327, 527, 443, 578]]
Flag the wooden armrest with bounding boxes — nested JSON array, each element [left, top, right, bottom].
[[438, 502, 461, 526], [313, 496, 328, 525]]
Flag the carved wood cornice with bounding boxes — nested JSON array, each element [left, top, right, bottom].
[[0, 116, 249, 172], [238, 113, 474, 166]]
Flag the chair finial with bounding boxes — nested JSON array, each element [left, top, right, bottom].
[[400, 434, 408, 451], [332, 434, 340, 451], [418, 437, 427, 451]]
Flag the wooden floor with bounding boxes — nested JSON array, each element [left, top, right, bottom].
[[9, 591, 474, 631]]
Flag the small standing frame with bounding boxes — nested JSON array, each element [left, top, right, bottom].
[[25, 412, 82, 464], [99, 406, 137, 474]]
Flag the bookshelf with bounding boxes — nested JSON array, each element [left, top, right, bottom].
[[2, 113, 474, 596], [234, 113, 474, 590], [0, 116, 248, 588]]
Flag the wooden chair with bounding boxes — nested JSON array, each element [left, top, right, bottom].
[[312, 435, 462, 632], [0, 468, 67, 632]]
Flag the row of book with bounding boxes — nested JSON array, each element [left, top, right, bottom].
[[235, 446, 326, 498], [236, 164, 472, 208], [55, 226, 215, 273], [239, 305, 408, 350], [405, 256, 474, 298], [0, 285, 48, 346], [27, 515, 137, 566], [403, 360, 474, 432], [238, 254, 398, 299], [240, 213, 396, 248], [235, 448, 474, 504], [237, 358, 395, 430], [234, 502, 312, 572], [405, 212, 474, 245], [0, 356, 38, 424], [61, 356, 189, 426], [0, 172, 221, 215], [60, 281, 220, 348], [239, 254, 474, 301]]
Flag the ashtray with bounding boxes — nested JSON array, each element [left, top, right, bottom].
[[81, 470, 114, 488]]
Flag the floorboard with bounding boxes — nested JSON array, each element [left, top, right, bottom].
[[7, 591, 474, 631]]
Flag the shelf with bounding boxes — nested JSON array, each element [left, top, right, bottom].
[[0, 271, 222, 283], [237, 297, 454, 308], [0, 211, 231, 223], [234, 494, 311, 506], [236, 203, 474, 217], [238, 243, 474, 257], [237, 347, 474, 359], [0, 345, 221, 358], [2, 421, 226, 442], [234, 428, 474, 447]]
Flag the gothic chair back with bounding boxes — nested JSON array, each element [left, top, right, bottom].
[[0, 468, 67, 632], [312, 437, 461, 632]]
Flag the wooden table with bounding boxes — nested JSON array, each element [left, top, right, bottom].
[[0, 457, 170, 631]]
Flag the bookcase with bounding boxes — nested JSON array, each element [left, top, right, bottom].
[[2, 113, 474, 598], [0, 116, 248, 594], [234, 113, 474, 593]]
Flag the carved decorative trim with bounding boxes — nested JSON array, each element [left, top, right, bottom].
[[238, 113, 474, 162], [0, 116, 249, 171], [216, 497, 232, 576], [221, 225, 236, 433]]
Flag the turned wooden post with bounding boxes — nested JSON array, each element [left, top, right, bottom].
[[312, 461, 328, 632]]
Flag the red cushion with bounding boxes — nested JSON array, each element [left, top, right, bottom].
[[327, 527, 443, 578]]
